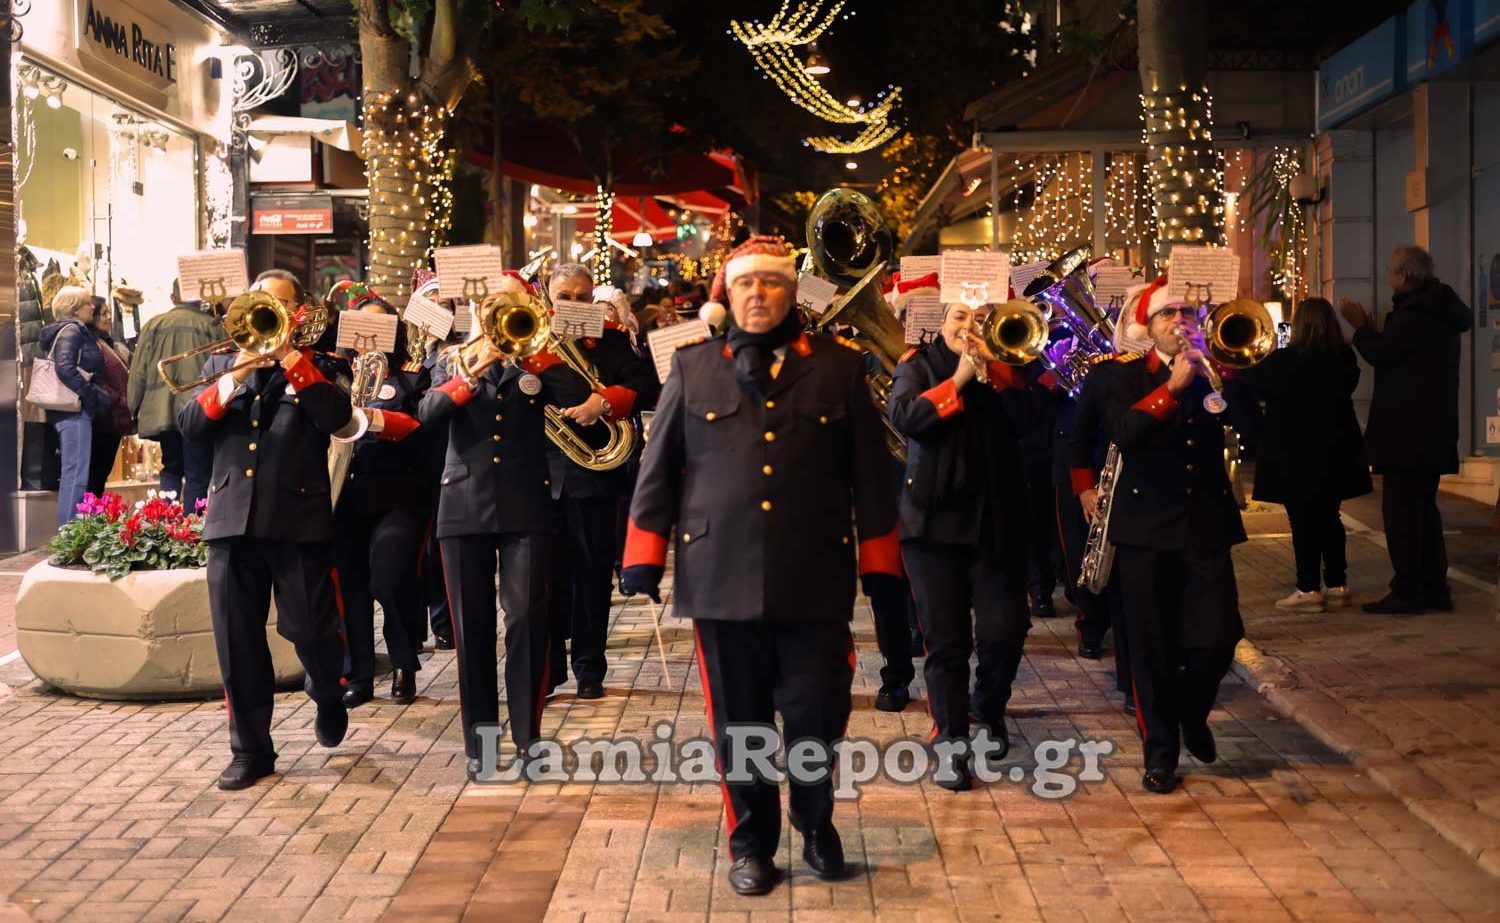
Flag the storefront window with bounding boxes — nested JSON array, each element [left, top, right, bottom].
[[17, 59, 202, 488]]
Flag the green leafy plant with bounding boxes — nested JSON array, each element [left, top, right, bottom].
[[1240, 146, 1307, 298], [48, 492, 208, 580]]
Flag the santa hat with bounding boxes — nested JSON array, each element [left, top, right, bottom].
[[891, 271, 940, 318], [1122, 276, 1185, 341], [411, 268, 440, 300], [701, 235, 798, 320]]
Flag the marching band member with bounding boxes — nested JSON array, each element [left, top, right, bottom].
[[179, 269, 356, 791], [621, 237, 900, 896], [543, 266, 657, 699], [418, 273, 591, 779], [413, 269, 457, 651], [330, 287, 434, 708], [887, 292, 1033, 792], [1091, 279, 1246, 794]]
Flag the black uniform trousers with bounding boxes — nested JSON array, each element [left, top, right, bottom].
[[335, 499, 429, 694], [1380, 468, 1449, 603], [424, 530, 450, 641], [693, 618, 853, 862], [1283, 494, 1348, 593], [441, 532, 550, 754], [1114, 543, 1243, 772], [207, 537, 346, 762], [863, 574, 916, 689], [1052, 487, 1112, 649], [902, 538, 1030, 742], [546, 497, 619, 686], [1023, 462, 1060, 598]]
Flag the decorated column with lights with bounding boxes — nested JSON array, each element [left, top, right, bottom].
[[363, 91, 454, 302], [1136, 0, 1222, 250], [592, 184, 615, 285]]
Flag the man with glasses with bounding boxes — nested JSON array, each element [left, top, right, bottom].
[[1090, 278, 1246, 794]]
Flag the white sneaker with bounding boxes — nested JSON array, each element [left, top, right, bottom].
[[1324, 586, 1352, 609], [1275, 589, 1325, 612]]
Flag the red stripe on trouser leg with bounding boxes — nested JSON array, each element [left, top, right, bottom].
[[902, 546, 941, 744], [692, 622, 740, 860], [1130, 677, 1148, 740], [330, 567, 349, 685]]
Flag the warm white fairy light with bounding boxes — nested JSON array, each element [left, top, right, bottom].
[[805, 118, 903, 154], [1139, 84, 1224, 246], [732, 0, 846, 46], [364, 91, 454, 300], [1009, 153, 1093, 265], [592, 184, 615, 285], [1104, 152, 1155, 251]]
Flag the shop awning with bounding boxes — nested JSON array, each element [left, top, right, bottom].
[[247, 116, 362, 154], [574, 196, 705, 243]]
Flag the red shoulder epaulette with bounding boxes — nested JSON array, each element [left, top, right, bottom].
[[898, 347, 919, 364], [518, 349, 565, 374]]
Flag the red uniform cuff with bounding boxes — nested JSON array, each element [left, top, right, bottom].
[[1038, 371, 1060, 391], [1132, 383, 1179, 422], [623, 517, 668, 568], [599, 384, 637, 421], [987, 361, 1023, 390], [282, 349, 328, 391], [920, 379, 964, 420], [378, 410, 420, 441], [1070, 467, 1098, 495], [857, 527, 903, 577], [195, 384, 228, 421], [436, 376, 476, 407]]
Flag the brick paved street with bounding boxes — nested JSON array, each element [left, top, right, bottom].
[[3, 487, 1500, 921]]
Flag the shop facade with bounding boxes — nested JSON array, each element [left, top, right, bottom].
[[5, 0, 236, 550], [1314, 0, 1500, 502]]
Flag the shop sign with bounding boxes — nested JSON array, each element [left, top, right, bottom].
[[74, 0, 178, 90], [1317, 16, 1405, 131], [1406, 0, 1472, 83], [252, 194, 334, 235]]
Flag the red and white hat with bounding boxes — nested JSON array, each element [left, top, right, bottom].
[[702, 235, 798, 321], [1122, 276, 1186, 341], [892, 271, 939, 317]]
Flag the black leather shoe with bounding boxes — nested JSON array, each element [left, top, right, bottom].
[[1029, 591, 1057, 618], [217, 757, 275, 791], [341, 686, 373, 709], [934, 751, 974, 792], [1078, 640, 1105, 660], [1362, 592, 1424, 615], [1123, 698, 1138, 717], [391, 669, 416, 705], [727, 855, 777, 895], [433, 632, 455, 651], [1183, 722, 1217, 764], [1142, 767, 1178, 794], [1426, 592, 1455, 612], [577, 679, 605, 700], [874, 685, 910, 713], [315, 702, 348, 748], [802, 826, 845, 880]]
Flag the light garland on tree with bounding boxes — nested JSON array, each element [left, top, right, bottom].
[[592, 184, 615, 285], [364, 91, 453, 300], [1139, 84, 1224, 246]]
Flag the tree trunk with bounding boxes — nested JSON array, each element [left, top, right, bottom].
[[364, 101, 446, 299], [1137, 0, 1221, 250]]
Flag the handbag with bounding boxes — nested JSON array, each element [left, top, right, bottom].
[[26, 323, 85, 412]]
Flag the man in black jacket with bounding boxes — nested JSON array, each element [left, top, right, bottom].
[[1339, 245, 1474, 614], [417, 274, 593, 779], [178, 271, 357, 791], [1093, 278, 1246, 794], [543, 265, 658, 700], [621, 236, 900, 896]]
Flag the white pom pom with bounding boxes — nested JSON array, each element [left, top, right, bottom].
[[1127, 322, 1149, 341], [700, 301, 726, 329]]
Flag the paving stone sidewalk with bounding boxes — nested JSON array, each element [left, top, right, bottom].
[[2, 487, 1500, 921]]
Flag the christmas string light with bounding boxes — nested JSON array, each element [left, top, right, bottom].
[[732, 0, 846, 46], [1104, 152, 1155, 250], [1009, 153, 1093, 265], [363, 91, 453, 300], [593, 184, 616, 285], [1139, 84, 1224, 247], [805, 118, 903, 154]]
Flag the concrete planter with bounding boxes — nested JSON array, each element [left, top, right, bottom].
[[15, 562, 304, 700]]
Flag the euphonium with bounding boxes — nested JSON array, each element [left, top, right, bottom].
[[1024, 245, 1117, 395], [158, 290, 330, 394], [452, 291, 636, 472], [805, 187, 908, 462]]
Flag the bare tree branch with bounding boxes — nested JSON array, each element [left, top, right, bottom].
[[359, 0, 408, 96]]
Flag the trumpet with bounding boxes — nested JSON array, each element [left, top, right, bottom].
[[158, 290, 330, 394], [452, 291, 636, 472]]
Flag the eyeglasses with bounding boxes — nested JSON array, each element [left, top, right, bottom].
[[1156, 307, 1202, 321]]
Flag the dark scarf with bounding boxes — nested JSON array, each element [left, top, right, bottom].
[[926, 337, 986, 503], [724, 310, 802, 396]]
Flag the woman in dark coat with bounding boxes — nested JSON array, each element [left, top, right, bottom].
[[36, 286, 111, 528], [86, 297, 135, 495], [1247, 297, 1372, 611]]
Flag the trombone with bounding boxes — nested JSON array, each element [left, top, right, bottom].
[[157, 290, 330, 394], [451, 291, 636, 472], [965, 298, 1050, 378]]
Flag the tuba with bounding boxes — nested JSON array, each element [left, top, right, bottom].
[[804, 187, 907, 462], [452, 291, 636, 472], [1024, 245, 1116, 395], [158, 290, 330, 394]]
